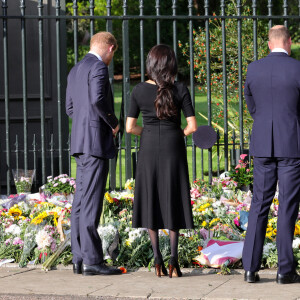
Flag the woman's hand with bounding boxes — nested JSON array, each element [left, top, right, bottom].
[[183, 116, 197, 136], [126, 117, 143, 136]]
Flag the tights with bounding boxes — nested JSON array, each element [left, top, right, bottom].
[[148, 229, 179, 260]]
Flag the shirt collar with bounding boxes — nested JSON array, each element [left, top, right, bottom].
[[88, 51, 102, 61], [272, 48, 288, 55]]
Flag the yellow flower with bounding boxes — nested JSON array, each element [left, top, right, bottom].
[[209, 218, 220, 227], [202, 221, 207, 227], [125, 239, 131, 246], [105, 192, 114, 203], [266, 232, 273, 239], [31, 211, 48, 225], [8, 207, 22, 219], [273, 198, 279, 205], [272, 229, 277, 235], [294, 224, 300, 236]]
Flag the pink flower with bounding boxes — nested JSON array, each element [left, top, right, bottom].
[[70, 180, 76, 186], [13, 237, 24, 246], [53, 183, 58, 187], [238, 160, 242, 163], [190, 188, 201, 199], [234, 217, 240, 227], [240, 154, 248, 160], [60, 178, 67, 184], [235, 164, 241, 169], [246, 169, 250, 172], [5, 238, 11, 245]]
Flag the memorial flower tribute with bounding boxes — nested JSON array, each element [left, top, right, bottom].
[[0, 172, 299, 272]]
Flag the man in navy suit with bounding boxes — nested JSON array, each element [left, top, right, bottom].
[[242, 25, 300, 284], [66, 32, 121, 276]]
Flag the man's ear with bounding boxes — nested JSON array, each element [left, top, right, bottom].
[[108, 45, 114, 53], [268, 41, 272, 50]]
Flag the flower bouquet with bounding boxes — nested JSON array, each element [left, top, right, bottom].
[[228, 154, 253, 190], [12, 169, 36, 194], [40, 174, 76, 206]]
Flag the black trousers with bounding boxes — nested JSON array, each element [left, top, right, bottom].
[[242, 157, 300, 275], [71, 153, 109, 265]]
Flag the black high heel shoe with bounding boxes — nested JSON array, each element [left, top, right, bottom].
[[154, 257, 168, 277], [168, 256, 182, 278]]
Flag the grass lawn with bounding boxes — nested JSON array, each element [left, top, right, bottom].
[[70, 44, 300, 189], [69, 81, 224, 189]]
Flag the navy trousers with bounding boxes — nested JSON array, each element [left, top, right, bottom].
[[71, 153, 109, 265], [242, 157, 300, 275]]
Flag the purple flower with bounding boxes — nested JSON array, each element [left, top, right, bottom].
[[199, 228, 208, 240]]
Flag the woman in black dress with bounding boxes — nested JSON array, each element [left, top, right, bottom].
[[126, 45, 197, 278]]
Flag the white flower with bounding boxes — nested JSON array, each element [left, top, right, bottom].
[[60, 178, 67, 184], [292, 238, 300, 249], [5, 224, 21, 236], [36, 229, 52, 249], [128, 228, 146, 242], [263, 242, 276, 257]]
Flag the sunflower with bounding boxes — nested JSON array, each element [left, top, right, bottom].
[[105, 192, 114, 204], [31, 211, 48, 225], [8, 206, 22, 219], [294, 223, 300, 236]]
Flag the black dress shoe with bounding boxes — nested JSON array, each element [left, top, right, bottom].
[[276, 272, 300, 284], [73, 262, 82, 274], [82, 263, 122, 276], [244, 271, 260, 283]]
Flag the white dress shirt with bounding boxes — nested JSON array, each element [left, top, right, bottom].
[[271, 48, 288, 55], [88, 51, 102, 61]]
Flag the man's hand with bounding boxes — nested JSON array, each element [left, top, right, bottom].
[[112, 124, 119, 138]]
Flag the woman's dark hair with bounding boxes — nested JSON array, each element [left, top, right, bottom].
[[146, 44, 178, 119]]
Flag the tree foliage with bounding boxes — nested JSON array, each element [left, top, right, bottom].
[[180, 0, 269, 142]]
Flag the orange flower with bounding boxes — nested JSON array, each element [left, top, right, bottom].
[[119, 267, 127, 274], [197, 246, 203, 252]]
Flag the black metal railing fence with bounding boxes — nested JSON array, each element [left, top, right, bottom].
[[1, 0, 300, 194]]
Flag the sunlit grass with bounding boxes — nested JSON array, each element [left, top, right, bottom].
[[70, 81, 227, 189]]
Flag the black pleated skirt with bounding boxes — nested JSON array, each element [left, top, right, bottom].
[[132, 122, 194, 230]]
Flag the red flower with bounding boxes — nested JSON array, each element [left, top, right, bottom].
[[119, 267, 127, 274]]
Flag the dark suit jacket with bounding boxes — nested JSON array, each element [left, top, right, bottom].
[[66, 53, 118, 159], [244, 52, 300, 157]]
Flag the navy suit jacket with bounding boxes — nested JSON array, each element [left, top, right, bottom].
[[66, 53, 118, 159], [244, 52, 300, 157]]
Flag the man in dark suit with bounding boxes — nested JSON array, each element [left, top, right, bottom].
[[66, 32, 121, 276], [242, 25, 300, 284]]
